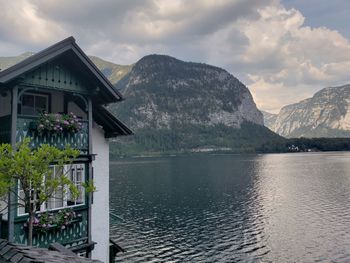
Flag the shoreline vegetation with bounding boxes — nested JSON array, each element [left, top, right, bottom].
[[110, 136, 350, 159]]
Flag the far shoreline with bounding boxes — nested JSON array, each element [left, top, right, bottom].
[[110, 148, 350, 160]]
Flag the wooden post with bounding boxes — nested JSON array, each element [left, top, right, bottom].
[[8, 85, 18, 242], [87, 97, 93, 257]]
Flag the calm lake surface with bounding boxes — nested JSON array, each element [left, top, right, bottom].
[[110, 152, 350, 262]]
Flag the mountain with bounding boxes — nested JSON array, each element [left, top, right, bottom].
[[109, 54, 282, 156], [89, 56, 132, 85], [262, 111, 277, 130], [0, 52, 34, 71], [268, 84, 350, 138], [114, 55, 264, 129]]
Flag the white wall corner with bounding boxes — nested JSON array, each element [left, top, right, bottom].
[[91, 123, 110, 262]]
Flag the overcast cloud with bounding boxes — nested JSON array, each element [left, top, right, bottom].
[[0, 0, 349, 113]]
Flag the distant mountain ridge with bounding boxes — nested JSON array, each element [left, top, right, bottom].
[[0, 52, 34, 71], [262, 111, 277, 130], [264, 84, 350, 138], [89, 56, 132, 85], [113, 54, 263, 129], [109, 54, 282, 156]]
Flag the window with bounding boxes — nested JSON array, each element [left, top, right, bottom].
[[45, 166, 64, 210], [17, 183, 42, 215], [68, 164, 85, 206], [20, 92, 49, 116], [17, 163, 86, 216], [17, 184, 26, 215]]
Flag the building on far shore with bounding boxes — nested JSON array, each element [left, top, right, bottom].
[[0, 37, 132, 262]]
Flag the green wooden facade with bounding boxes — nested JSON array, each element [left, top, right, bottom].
[[13, 208, 89, 247], [0, 37, 131, 261], [0, 56, 93, 253], [20, 61, 92, 95]]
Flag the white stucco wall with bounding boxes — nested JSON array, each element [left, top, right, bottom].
[[91, 124, 110, 262]]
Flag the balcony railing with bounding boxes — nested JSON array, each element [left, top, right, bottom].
[[16, 116, 89, 155], [12, 208, 88, 248]]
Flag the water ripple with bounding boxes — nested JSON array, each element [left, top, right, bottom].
[[110, 153, 350, 262]]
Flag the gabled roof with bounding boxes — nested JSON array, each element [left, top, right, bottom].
[[0, 36, 123, 103], [0, 239, 102, 263]]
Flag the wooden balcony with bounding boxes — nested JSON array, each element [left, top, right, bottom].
[[16, 115, 89, 155], [12, 208, 88, 248], [0, 114, 89, 154]]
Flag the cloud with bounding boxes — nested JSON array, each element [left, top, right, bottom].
[[0, 0, 350, 113], [0, 0, 65, 51], [233, 3, 350, 112]]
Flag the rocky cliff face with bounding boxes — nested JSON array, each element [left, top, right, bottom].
[[268, 85, 350, 138], [262, 111, 277, 130], [113, 54, 263, 130]]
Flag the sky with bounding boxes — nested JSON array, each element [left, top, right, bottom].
[[0, 0, 349, 113]]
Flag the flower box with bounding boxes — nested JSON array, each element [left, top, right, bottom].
[[23, 209, 83, 234], [37, 112, 83, 135]]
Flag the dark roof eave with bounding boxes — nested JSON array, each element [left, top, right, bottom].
[[93, 106, 132, 137]]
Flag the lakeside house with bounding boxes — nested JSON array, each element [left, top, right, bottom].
[[0, 37, 132, 262]]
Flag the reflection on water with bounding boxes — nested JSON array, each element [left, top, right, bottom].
[[110, 152, 350, 262]]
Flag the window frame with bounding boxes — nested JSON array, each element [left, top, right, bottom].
[[18, 91, 51, 116], [17, 163, 87, 217]]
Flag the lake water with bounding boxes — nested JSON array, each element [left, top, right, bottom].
[[109, 152, 350, 262]]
